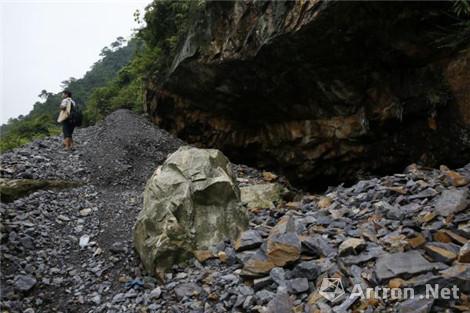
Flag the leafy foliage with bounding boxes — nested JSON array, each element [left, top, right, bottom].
[[84, 0, 201, 121], [138, 0, 195, 74], [432, 1, 470, 50], [453, 0, 470, 16]]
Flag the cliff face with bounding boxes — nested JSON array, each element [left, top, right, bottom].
[[144, 1, 470, 187]]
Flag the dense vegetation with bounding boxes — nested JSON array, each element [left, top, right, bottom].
[[1, 0, 468, 152], [84, 0, 199, 122]]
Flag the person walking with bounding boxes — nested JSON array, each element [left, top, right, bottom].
[[57, 90, 76, 150]]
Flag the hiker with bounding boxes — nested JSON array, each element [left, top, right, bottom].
[[57, 90, 76, 150]]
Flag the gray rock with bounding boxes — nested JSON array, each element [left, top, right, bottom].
[[342, 246, 384, 265], [270, 267, 286, 287], [150, 287, 161, 299], [338, 237, 366, 256], [434, 189, 468, 217], [174, 282, 202, 300], [301, 235, 336, 257], [14, 274, 37, 291], [291, 260, 322, 280], [459, 242, 470, 263], [332, 294, 359, 312], [375, 251, 436, 281], [90, 294, 101, 305], [253, 276, 273, 290], [439, 263, 470, 293], [110, 242, 128, 254], [317, 302, 334, 313], [220, 274, 239, 284], [424, 242, 460, 264], [255, 289, 275, 304], [408, 188, 438, 200], [266, 289, 293, 313], [112, 293, 125, 303], [223, 246, 238, 265], [234, 230, 264, 251], [398, 297, 434, 313], [239, 284, 255, 296], [243, 295, 254, 309], [286, 278, 309, 294], [375, 201, 404, 220]]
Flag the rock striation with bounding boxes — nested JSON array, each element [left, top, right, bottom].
[[144, 1, 470, 187]]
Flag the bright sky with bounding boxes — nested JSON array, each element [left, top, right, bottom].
[[0, 0, 151, 124]]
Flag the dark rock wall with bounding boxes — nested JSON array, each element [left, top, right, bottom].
[[144, 1, 470, 188]]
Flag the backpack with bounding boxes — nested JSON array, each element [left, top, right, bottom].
[[69, 100, 83, 127]]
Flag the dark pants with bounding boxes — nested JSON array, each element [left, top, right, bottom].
[[62, 120, 75, 139]]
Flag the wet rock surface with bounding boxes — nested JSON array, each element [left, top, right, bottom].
[[1, 109, 470, 312]]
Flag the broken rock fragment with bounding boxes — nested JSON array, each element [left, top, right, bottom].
[[301, 235, 336, 257], [266, 215, 301, 266], [240, 183, 283, 209], [439, 263, 470, 293], [433, 189, 468, 217], [14, 274, 37, 292], [266, 232, 301, 267], [458, 242, 470, 263], [174, 282, 202, 300], [398, 297, 434, 313], [234, 230, 264, 252], [338, 237, 366, 256], [440, 165, 470, 187], [240, 250, 276, 278], [375, 250, 436, 281], [286, 278, 309, 294], [291, 260, 322, 280], [424, 242, 460, 264]]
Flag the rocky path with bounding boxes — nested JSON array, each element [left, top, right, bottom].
[[1, 110, 470, 313], [0, 111, 183, 312]]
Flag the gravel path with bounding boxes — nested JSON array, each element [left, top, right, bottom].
[[0, 110, 275, 312], [0, 110, 185, 312]]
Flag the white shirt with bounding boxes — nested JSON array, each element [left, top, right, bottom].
[[60, 97, 75, 109]]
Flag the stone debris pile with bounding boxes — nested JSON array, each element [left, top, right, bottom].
[[126, 162, 469, 313], [0, 110, 469, 312], [173, 163, 469, 312]]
